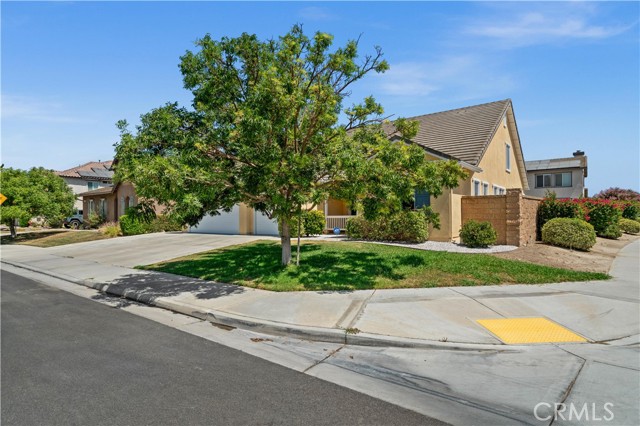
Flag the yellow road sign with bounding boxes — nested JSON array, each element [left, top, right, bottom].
[[0, 193, 6, 205]]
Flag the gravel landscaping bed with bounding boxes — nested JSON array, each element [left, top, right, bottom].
[[311, 234, 518, 253]]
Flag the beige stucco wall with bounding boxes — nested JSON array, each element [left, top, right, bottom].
[[239, 203, 255, 234], [470, 120, 523, 193]]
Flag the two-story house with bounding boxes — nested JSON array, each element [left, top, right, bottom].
[[525, 151, 588, 199], [55, 161, 114, 211]]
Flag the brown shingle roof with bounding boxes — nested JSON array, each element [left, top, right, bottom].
[[397, 99, 511, 166], [56, 160, 114, 180], [78, 185, 115, 197]]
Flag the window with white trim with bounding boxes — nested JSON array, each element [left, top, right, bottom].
[[493, 185, 506, 195], [505, 144, 511, 172], [88, 181, 99, 191], [483, 182, 489, 196], [473, 179, 480, 196]]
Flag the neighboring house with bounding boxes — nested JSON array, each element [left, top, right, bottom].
[[189, 99, 529, 242], [525, 151, 588, 199], [80, 182, 143, 223], [56, 161, 114, 211]]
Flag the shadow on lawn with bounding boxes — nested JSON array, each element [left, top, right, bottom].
[[147, 241, 428, 291]]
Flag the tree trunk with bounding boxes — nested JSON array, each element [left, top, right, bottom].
[[280, 220, 292, 266], [9, 221, 16, 239], [296, 208, 302, 266]]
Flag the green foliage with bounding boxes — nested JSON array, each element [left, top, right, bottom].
[[418, 205, 441, 230], [0, 167, 75, 230], [536, 195, 585, 239], [85, 211, 105, 229], [619, 218, 640, 235], [459, 220, 497, 248], [279, 215, 304, 238], [346, 211, 429, 243], [125, 200, 157, 224], [622, 203, 640, 220], [541, 218, 596, 251], [302, 210, 325, 236], [118, 214, 147, 236], [99, 222, 121, 238], [119, 214, 183, 236], [114, 26, 466, 265], [586, 202, 622, 238]]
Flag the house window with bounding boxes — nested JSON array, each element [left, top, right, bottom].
[[414, 189, 430, 209], [505, 144, 511, 172], [493, 185, 505, 195], [99, 198, 107, 218], [88, 181, 99, 191], [535, 173, 572, 188], [89, 200, 95, 214], [483, 182, 489, 196], [473, 180, 480, 196]]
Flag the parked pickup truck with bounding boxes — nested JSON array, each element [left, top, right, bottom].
[[63, 211, 83, 229]]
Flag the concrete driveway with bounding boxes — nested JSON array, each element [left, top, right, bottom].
[[45, 232, 276, 268]]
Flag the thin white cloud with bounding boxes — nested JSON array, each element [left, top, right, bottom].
[[467, 6, 634, 47], [298, 6, 336, 22], [1, 95, 79, 123], [376, 55, 515, 101]]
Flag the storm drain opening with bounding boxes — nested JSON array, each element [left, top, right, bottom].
[[477, 317, 587, 344]]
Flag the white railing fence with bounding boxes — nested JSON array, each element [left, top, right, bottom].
[[325, 215, 355, 230]]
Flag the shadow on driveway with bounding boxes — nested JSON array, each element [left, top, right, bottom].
[[92, 271, 246, 304]]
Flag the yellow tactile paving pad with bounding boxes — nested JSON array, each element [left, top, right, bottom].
[[477, 317, 587, 344]]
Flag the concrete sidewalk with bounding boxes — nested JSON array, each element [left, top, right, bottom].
[[2, 234, 638, 348]]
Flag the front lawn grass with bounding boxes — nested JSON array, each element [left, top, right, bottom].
[[140, 240, 610, 292], [0, 230, 110, 248]]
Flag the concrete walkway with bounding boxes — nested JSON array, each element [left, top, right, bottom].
[[1, 233, 638, 348]]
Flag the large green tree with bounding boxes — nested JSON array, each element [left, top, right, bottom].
[[115, 26, 466, 265], [0, 167, 75, 237]]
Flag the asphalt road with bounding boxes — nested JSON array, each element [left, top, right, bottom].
[[1, 270, 444, 426]]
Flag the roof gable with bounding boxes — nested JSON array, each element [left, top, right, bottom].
[[406, 99, 511, 166]]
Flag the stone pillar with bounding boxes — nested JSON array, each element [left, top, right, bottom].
[[505, 189, 522, 246]]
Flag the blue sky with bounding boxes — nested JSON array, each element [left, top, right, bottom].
[[2, 1, 638, 193]]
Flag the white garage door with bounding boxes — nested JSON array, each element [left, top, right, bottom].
[[254, 211, 278, 236], [188, 206, 240, 234]]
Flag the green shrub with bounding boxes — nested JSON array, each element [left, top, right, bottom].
[[599, 224, 622, 239], [459, 220, 497, 248], [303, 210, 325, 236], [146, 215, 184, 233], [541, 218, 596, 251], [586, 202, 621, 238], [346, 211, 428, 243], [620, 218, 640, 234], [85, 211, 105, 229], [622, 203, 640, 221], [99, 221, 121, 238], [536, 196, 584, 239], [118, 214, 147, 236]]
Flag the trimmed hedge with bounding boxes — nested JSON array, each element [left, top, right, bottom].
[[541, 218, 596, 251], [346, 211, 429, 243], [620, 218, 640, 235], [459, 220, 497, 248], [303, 210, 325, 236], [119, 214, 183, 236]]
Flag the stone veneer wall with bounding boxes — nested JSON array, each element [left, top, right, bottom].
[[461, 189, 542, 247]]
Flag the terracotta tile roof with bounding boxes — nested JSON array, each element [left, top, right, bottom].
[[56, 160, 114, 180], [388, 99, 511, 166]]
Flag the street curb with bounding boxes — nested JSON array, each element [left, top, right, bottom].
[[2, 259, 513, 352]]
